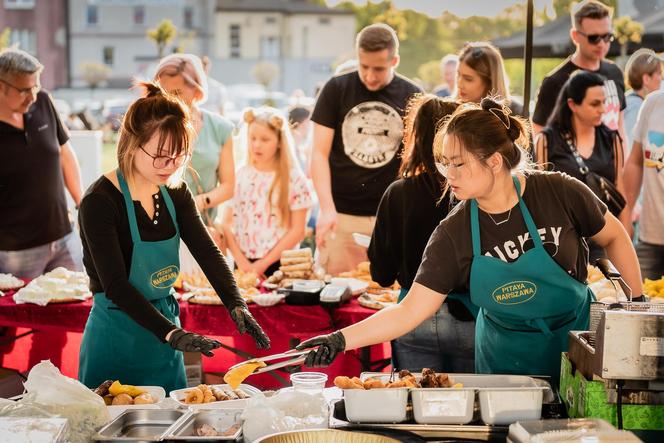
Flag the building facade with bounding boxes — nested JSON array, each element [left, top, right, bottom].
[[0, 0, 69, 90]]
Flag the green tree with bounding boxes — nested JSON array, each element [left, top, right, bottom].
[[0, 28, 10, 50], [613, 15, 644, 60], [147, 19, 177, 58], [417, 60, 441, 92], [79, 61, 111, 98]]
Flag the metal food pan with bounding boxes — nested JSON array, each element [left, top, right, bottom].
[[164, 409, 243, 441], [94, 409, 187, 441], [410, 387, 475, 425], [343, 388, 409, 423]]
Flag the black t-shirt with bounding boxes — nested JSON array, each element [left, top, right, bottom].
[[414, 172, 607, 295], [311, 71, 422, 215], [78, 176, 245, 341], [368, 174, 473, 321], [532, 58, 625, 129], [0, 91, 71, 250], [542, 125, 618, 184]]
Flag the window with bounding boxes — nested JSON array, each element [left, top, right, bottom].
[[318, 17, 330, 25], [103, 47, 114, 66], [183, 6, 194, 29], [86, 5, 98, 26], [9, 29, 36, 54], [133, 6, 145, 25], [4, 0, 35, 9], [260, 36, 280, 59], [230, 24, 240, 58], [265, 17, 276, 24]]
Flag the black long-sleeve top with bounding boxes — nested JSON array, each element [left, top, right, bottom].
[[368, 174, 474, 321], [78, 175, 245, 342]]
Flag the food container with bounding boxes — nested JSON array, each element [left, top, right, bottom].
[[343, 388, 409, 423], [164, 409, 243, 441], [251, 292, 285, 307], [256, 429, 399, 443], [93, 409, 186, 441], [169, 383, 261, 409], [290, 372, 327, 394], [454, 375, 546, 425], [107, 386, 166, 418], [410, 387, 475, 424]]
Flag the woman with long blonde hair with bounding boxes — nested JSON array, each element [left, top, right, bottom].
[[222, 107, 313, 278]]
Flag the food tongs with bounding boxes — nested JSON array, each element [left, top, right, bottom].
[[227, 349, 312, 376]]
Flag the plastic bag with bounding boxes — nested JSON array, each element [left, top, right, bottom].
[[20, 361, 110, 443], [241, 389, 329, 443]]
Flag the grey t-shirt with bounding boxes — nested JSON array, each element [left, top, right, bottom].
[[414, 172, 607, 295], [632, 90, 664, 245]]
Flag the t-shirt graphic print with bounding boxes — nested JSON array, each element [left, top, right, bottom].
[[603, 79, 621, 131], [644, 130, 664, 172], [341, 101, 403, 169]]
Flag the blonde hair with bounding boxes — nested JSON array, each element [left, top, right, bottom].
[[243, 107, 299, 227], [117, 81, 194, 187], [458, 42, 511, 103], [626, 48, 662, 91], [154, 53, 208, 105]]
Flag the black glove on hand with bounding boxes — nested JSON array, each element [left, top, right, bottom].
[[230, 306, 271, 349], [168, 329, 221, 357], [296, 331, 346, 367]]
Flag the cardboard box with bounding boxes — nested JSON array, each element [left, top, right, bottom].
[[183, 352, 202, 387], [560, 353, 664, 430]]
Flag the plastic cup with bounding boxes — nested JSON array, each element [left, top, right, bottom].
[[290, 372, 328, 394]]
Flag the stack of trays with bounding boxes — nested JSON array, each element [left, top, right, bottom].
[[343, 373, 549, 426]]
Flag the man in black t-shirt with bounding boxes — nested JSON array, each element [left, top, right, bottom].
[[0, 48, 83, 278], [311, 23, 421, 275], [532, 1, 625, 140]]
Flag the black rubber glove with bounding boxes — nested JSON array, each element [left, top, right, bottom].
[[168, 329, 221, 357], [229, 306, 271, 349], [296, 331, 346, 367]]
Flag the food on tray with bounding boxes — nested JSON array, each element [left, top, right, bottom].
[[338, 261, 400, 294], [196, 423, 241, 437], [0, 273, 24, 291], [223, 360, 267, 389], [93, 380, 155, 406], [587, 265, 604, 284], [182, 269, 259, 291], [265, 248, 322, 285], [183, 284, 257, 304], [13, 267, 91, 306], [358, 291, 399, 310], [183, 384, 251, 404], [644, 276, 664, 299], [420, 368, 462, 388], [335, 369, 462, 390], [235, 270, 260, 289]]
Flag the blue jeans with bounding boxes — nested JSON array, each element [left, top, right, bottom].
[[391, 303, 476, 373], [0, 230, 83, 279], [636, 241, 664, 281]]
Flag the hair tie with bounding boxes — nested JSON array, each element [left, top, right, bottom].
[[488, 107, 510, 130]]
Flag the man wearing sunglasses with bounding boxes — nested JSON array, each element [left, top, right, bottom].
[[533, 0, 625, 142], [0, 48, 83, 279]]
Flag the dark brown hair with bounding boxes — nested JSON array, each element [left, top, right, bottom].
[[571, 0, 612, 30], [457, 42, 510, 102], [117, 81, 194, 183], [399, 94, 459, 190], [356, 23, 399, 58], [436, 97, 531, 173]]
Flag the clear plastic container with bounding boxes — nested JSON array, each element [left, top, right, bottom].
[[290, 372, 328, 394]]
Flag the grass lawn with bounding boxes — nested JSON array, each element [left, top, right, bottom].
[[102, 141, 117, 172]]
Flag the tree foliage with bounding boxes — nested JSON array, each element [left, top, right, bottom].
[[147, 19, 177, 58], [0, 28, 10, 50]]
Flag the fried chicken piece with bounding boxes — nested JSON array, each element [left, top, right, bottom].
[[362, 377, 387, 389], [398, 369, 413, 379], [387, 380, 406, 388]]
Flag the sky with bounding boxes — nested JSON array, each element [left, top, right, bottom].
[[325, 0, 554, 18]]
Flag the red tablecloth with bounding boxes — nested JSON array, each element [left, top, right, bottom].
[[0, 295, 389, 389]]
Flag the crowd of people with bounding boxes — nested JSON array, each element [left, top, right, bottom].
[[0, 0, 662, 388]]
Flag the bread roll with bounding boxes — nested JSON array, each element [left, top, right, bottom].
[[281, 248, 312, 259], [112, 393, 134, 405], [134, 393, 155, 404], [280, 257, 313, 266], [279, 262, 313, 272]]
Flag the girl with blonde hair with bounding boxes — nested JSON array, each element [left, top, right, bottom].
[[222, 107, 313, 278]]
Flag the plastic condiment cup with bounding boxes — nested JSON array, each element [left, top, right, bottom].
[[290, 372, 328, 394]]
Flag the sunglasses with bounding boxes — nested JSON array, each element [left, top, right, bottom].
[[577, 30, 615, 45]]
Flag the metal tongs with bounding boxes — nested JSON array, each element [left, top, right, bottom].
[[596, 258, 633, 302], [226, 348, 312, 376]]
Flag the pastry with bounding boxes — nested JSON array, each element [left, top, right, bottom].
[[281, 248, 312, 259], [133, 393, 155, 404], [279, 262, 313, 272], [184, 387, 205, 404], [223, 360, 266, 390], [0, 273, 24, 291], [111, 393, 134, 405]]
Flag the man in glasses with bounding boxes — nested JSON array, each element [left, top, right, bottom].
[[0, 48, 83, 279], [532, 0, 625, 141]]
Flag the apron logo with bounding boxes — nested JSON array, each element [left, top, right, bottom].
[[151, 265, 179, 289], [492, 280, 537, 305]]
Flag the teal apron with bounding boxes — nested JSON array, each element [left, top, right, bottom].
[[79, 170, 186, 393], [469, 176, 593, 382]]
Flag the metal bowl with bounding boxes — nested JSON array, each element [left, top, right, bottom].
[[254, 429, 400, 443]]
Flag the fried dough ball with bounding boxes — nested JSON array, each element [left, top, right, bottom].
[[362, 377, 386, 389], [111, 393, 134, 405], [334, 376, 365, 389], [134, 393, 155, 404], [386, 380, 406, 388], [185, 387, 205, 404], [203, 391, 216, 403]]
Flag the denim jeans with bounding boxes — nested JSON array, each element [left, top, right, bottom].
[[636, 241, 664, 281], [0, 230, 83, 279], [391, 303, 476, 373]]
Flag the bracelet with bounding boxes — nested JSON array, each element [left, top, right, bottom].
[[205, 195, 211, 206]]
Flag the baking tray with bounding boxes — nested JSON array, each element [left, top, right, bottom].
[[94, 409, 187, 441], [164, 409, 243, 441]]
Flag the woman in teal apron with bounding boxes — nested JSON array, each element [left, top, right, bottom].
[[296, 98, 643, 384], [78, 82, 269, 393]]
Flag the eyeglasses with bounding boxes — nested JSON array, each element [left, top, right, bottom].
[[576, 30, 614, 45], [0, 78, 41, 97], [139, 145, 190, 169], [435, 161, 467, 177]]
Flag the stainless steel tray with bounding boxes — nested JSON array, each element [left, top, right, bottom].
[[164, 409, 243, 441], [94, 409, 187, 442]]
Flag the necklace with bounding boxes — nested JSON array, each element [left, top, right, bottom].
[[486, 207, 513, 226]]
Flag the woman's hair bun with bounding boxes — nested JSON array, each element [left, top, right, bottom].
[[480, 96, 502, 112], [137, 81, 163, 98], [268, 114, 284, 130], [507, 117, 521, 142], [243, 108, 256, 124]]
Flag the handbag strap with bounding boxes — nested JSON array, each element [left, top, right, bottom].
[[562, 132, 590, 176]]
